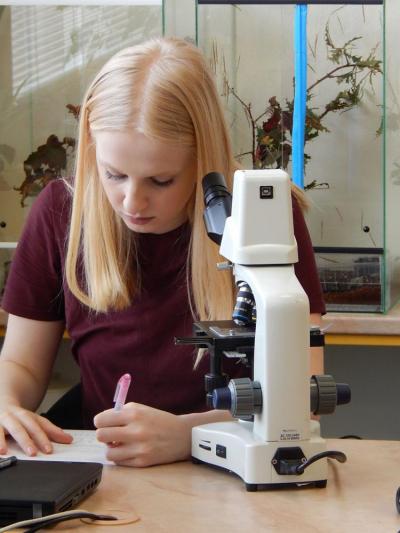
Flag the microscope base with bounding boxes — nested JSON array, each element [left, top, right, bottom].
[[192, 420, 328, 491]]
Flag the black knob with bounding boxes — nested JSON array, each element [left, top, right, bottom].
[[336, 383, 351, 405], [212, 387, 232, 410], [0, 221, 6, 228]]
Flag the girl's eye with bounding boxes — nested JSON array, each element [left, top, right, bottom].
[[151, 177, 174, 187], [105, 170, 127, 181]]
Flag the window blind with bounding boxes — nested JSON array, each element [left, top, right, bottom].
[[11, 4, 162, 97]]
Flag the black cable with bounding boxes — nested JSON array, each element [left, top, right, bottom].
[[296, 450, 347, 474], [23, 512, 117, 533]]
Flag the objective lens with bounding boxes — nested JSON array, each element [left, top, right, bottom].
[[233, 281, 255, 326]]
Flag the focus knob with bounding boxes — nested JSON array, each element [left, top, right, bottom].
[[212, 378, 262, 417]]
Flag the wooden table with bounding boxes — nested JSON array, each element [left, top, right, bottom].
[[45, 439, 400, 533]]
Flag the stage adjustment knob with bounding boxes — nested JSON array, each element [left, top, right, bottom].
[[212, 378, 262, 417], [310, 374, 351, 415]]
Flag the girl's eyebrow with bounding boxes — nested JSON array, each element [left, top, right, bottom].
[[98, 158, 181, 178], [97, 159, 126, 175]]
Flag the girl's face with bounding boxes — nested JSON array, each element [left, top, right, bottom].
[[95, 130, 196, 234]]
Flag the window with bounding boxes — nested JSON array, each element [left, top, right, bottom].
[[11, 3, 162, 97]]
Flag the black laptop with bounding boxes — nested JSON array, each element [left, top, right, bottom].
[[0, 459, 103, 526]]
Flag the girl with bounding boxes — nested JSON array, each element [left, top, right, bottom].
[[0, 37, 325, 467]]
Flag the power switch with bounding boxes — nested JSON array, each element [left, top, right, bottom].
[[216, 444, 227, 459]]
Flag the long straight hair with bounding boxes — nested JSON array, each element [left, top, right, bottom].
[[66, 38, 239, 320], [66, 37, 307, 320]]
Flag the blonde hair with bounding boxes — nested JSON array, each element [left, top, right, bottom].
[[66, 37, 238, 320], [66, 37, 308, 320]]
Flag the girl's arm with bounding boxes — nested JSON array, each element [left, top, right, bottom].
[[0, 314, 73, 455]]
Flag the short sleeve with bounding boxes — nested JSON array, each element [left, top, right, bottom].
[[292, 196, 326, 315], [1, 181, 69, 321]]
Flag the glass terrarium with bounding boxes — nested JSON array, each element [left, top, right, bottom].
[[0, 3, 166, 303], [314, 247, 383, 312], [0, 2, 164, 244], [196, 0, 400, 313]]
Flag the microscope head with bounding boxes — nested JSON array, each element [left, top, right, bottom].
[[220, 169, 298, 266]]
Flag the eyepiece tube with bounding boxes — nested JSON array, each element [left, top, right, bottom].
[[202, 172, 232, 245]]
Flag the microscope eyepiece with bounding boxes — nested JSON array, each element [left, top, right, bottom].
[[202, 172, 232, 245], [202, 172, 231, 206]]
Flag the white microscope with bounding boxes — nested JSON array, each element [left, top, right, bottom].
[[176, 169, 350, 491]]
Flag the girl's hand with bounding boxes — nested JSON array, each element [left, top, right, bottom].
[[93, 403, 192, 467], [0, 405, 73, 456]]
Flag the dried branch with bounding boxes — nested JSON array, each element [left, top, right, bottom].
[[218, 18, 383, 191]]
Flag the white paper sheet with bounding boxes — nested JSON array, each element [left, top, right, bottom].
[[0, 430, 114, 465]]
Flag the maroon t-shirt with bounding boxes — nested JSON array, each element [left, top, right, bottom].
[[2, 180, 324, 428]]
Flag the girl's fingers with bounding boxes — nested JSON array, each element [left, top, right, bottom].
[[16, 412, 56, 454], [94, 404, 135, 428], [96, 426, 126, 444], [0, 428, 7, 455], [0, 410, 73, 456], [37, 416, 74, 444], [0, 412, 38, 456]]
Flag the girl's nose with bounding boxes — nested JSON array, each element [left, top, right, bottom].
[[123, 180, 149, 214]]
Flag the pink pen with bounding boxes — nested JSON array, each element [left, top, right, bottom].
[[113, 373, 132, 411]]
